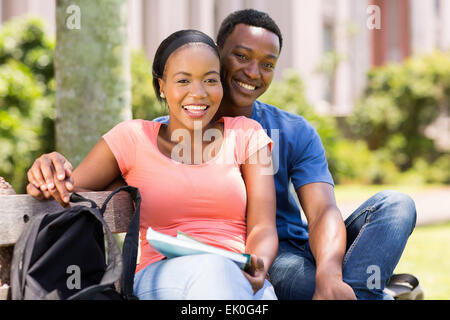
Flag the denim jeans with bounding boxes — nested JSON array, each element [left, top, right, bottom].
[[133, 253, 277, 300], [268, 190, 417, 300]]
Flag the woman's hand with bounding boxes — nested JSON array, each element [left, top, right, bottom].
[[242, 254, 267, 294], [26, 152, 74, 207]]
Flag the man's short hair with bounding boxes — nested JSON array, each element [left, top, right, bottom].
[[216, 9, 283, 51]]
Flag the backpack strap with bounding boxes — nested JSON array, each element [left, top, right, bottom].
[[69, 192, 98, 208], [387, 273, 419, 290], [99, 186, 141, 300]]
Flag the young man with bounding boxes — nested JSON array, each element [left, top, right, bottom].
[[210, 9, 416, 300], [27, 9, 416, 300]]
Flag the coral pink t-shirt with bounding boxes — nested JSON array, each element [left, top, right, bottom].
[[103, 116, 273, 273]]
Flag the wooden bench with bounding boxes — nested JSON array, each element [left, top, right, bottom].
[[0, 176, 135, 300]]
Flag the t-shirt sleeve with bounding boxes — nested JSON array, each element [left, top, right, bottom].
[[102, 120, 139, 176], [289, 123, 334, 189], [152, 115, 169, 124], [232, 117, 273, 164]]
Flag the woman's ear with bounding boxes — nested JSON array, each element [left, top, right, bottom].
[[158, 78, 165, 99]]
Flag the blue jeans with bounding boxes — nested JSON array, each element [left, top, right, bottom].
[[133, 253, 277, 300], [268, 190, 417, 300]]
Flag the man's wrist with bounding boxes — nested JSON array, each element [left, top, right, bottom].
[[315, 262, 343, 282]]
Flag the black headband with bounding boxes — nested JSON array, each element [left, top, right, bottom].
[[158, 32, 218, 77]]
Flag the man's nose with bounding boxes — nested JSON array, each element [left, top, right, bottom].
[[244, 61, 260, 80]]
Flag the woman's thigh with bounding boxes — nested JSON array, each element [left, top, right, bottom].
[[134, 254, 276, 300]]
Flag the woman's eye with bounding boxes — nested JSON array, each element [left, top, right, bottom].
[[205, 78, 219, 84], [176, 79, 189, 84]]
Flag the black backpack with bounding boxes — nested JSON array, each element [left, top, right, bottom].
[[10, 186, 141, 300]]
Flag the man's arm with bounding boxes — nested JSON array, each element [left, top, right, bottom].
[[27, 139, 122, 207], [297, 182, 356, 300]]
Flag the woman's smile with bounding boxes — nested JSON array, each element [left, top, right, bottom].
[[182, 104, 210, 118]]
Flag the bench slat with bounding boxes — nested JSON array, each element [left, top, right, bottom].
[[0, 191, 134, 247]]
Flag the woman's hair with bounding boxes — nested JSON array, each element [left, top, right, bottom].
[[216, 9, 283, 52], [152, 29, 220, 103]]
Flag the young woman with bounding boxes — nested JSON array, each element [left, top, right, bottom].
[[26, 30, 278, 300]]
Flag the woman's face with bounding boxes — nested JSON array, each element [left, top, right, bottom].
[[159, 43, 223, 131]]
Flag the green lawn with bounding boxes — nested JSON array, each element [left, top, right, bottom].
[[393, 222, 450, 300], [334, 183, 444, 202], [335, 184, 450, 300]]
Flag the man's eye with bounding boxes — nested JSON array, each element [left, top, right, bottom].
[[235, 53, 248, 61], [263, 62, 275, 70]]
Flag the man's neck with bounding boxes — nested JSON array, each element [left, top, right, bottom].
[[214, 99, 254, 120]]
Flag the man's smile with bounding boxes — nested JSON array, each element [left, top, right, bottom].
[[232, 78, 261, 93], [236, 80, 257, 91]]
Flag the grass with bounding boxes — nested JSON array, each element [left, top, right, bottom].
[[334, 183, 444, 202], [393, 222, 450, 300], [335, 184, 450, 300]]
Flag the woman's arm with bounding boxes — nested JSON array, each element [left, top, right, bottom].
[[241, 145, 278, 293], [27, 138, 121, 207], [71, 138, 121, 191]]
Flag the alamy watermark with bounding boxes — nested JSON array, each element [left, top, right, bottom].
[[367, 5, 381, 30], [168, 121, 279, 175], [66, 264, 81, 290], [366, 265, 381, 290], [66, 4, 81, 30]]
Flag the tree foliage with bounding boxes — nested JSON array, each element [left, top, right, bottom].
[[0, 17, 54, 192], [348, 52, 450, 170], [130, 50, 167, 120]]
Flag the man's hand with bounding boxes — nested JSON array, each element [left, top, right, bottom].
[[242, 254, 266, 294], [313, 274, 357, 300], [26, 152, 74, 207]]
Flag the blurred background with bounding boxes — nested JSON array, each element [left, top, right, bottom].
[[0, 0, 448, 299]]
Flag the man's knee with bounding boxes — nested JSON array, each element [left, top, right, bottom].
[[269, 248, 316, 299], [376, 190, 417, 234]]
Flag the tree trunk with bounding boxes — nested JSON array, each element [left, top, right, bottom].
[[54, 0, 131, 167], [0, 176, 15, 297]]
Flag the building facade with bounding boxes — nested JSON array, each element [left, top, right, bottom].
[[1, 0, 450, 118]]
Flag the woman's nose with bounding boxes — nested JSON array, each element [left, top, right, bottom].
[[189, 82, 207, 98]]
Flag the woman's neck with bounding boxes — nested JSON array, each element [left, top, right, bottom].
[[160, 120, 224, 165]]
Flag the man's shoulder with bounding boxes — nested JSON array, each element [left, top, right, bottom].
[[253, 100, 315, 133]]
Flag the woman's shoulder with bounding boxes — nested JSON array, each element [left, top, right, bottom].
[[111, 119, 160, 133]]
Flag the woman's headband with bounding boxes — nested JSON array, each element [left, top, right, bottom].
[[157, 32, 218, 78]]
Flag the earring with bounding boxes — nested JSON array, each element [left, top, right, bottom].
[[160, 92, 165, 99]]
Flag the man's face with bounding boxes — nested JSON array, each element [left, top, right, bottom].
[[219, 23, 280, 109]]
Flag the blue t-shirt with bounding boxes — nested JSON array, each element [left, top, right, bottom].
[[152, 100, 334, 243]]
